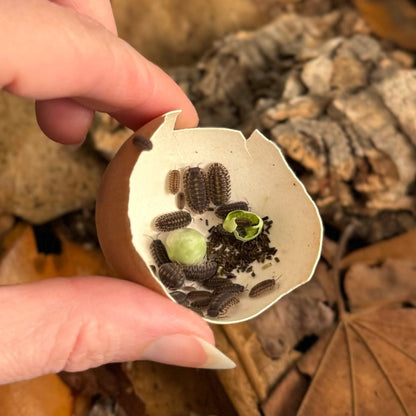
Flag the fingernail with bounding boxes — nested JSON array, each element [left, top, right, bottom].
[[140, 334, 236, 370]]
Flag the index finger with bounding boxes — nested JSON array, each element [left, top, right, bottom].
[[1, 0, 198, 133]]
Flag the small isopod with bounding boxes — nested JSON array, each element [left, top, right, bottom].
[[235, 218, 252, 227], [158, 263, 185, 289], [169, 290, 187, 304], [249, 278, 277, 297], [150, 239, 171, 267], [215, 201, 249, 219], [176, 192, 186, 210], [212, 283, 245, 296], [183, 167, 209, 214], [202, 277, 236, 290], [153, 211, 192, 232], [207, 163, 231, 206], [132, 134, 153, 151], [167, 169, 180, 194], [186, 290, 213, 307], [207, 292, 240, 317], [186, 305, 205, 317], [182, 261, 218, 281]]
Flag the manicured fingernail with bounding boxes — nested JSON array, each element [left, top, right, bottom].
[[140, 334, 236, 370]]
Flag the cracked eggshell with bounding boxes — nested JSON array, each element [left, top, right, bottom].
[[96, 111, 323, 324]]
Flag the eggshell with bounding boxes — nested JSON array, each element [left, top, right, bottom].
[[96, 111, 323, 324]]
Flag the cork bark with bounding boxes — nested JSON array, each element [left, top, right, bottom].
[[170, 9, 416, 242]]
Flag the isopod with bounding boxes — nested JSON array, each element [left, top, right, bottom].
[[215, 201, 249, 219], [169, 290, 187, 304], [158, 263, 185, 289], [183, 167, 209, 214], [167, 169, 180, 194], [153, 211, 192, 232], [186, 305, 205, 317], [150, 239, 171, 267], [212, 283, 245, 296], [186, 290, 213, 307], [235, 218, 252, 227], [132, 134, 153, 151], [182, 261, 218, 281], [249, 278, 277, 297], [207, 292, 240, 317], [202, 277, 236, 290], [207, 163, 231, 206], [176, 192, 186, 210]]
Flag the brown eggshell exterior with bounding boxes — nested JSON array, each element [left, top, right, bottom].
[[95, 117, 167, 296]]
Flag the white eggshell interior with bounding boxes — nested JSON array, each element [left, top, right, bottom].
[[128, 111, 323, 324]]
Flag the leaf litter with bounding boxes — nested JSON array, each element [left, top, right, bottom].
[[262, 226, 416, 416]]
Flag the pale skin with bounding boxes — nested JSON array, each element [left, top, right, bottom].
[[0, 0, 232, 385]]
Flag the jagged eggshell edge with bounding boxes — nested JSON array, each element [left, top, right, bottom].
[[96, 111, 323, 324]]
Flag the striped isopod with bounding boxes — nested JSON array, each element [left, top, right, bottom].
[[212, 283, 245, 296], [169, 290, 187, 305], [153, 211, 192, 232], [186, 305, 205, 317], [215, 201, 249, 219], [183, 167, 209, 214], [202, 277, 236, 290], [182, 261, 218, 281], [150, 239, 171, 267], [167, 169, 180, 194], [235, 218, 252, 227], [132, 134, 153, 151], [249, 278, 277, 297], [206, 163, 231, 206], [207, 292, 240, 317], [176, 192, 186, 210], [158, 263, 185, 289], [185, 290, 213, 307]]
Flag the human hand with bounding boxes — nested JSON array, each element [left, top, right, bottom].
[[0, 0, 234, 385]]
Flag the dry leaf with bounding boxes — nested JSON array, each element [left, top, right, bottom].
[[0, 223, 111, 285], [341, 229, 416, 269], [221, 322, 301, 401], [353, 0, 416, 50], [250, 278, 335, 358], [296, 302, 416, 415], [345, 259, 416, 311], [261, 368, 309, 416], [61, 364, 146, 416], [123, 357, 237, 416], [0, 93, 105, 224], [0, 374, 73, 416]]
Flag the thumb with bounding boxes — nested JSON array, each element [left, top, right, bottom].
[[0, 277, 235, 384]]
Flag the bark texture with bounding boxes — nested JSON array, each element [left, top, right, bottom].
[[170, 10, 416, 241]]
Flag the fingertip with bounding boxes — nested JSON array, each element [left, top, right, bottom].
[[35, 98, 94, 144]]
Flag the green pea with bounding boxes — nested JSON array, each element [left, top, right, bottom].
[[165, 228, 207, 265]]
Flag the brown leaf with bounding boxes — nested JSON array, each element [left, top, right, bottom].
[[261, 368, 309, 416], [0, 93, 105, 224], [341, 229, 416, 269], [354, 0, 416, 50], [0, 374, 73, 416], [345, 259, 416, 311], [61, 364, 146, 416], [0, 223, 111, 285], [220, 322, 301, 401], [250, 278, 335, 358], [296, 303, 416, 415], [123, 351, 237, 416]]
